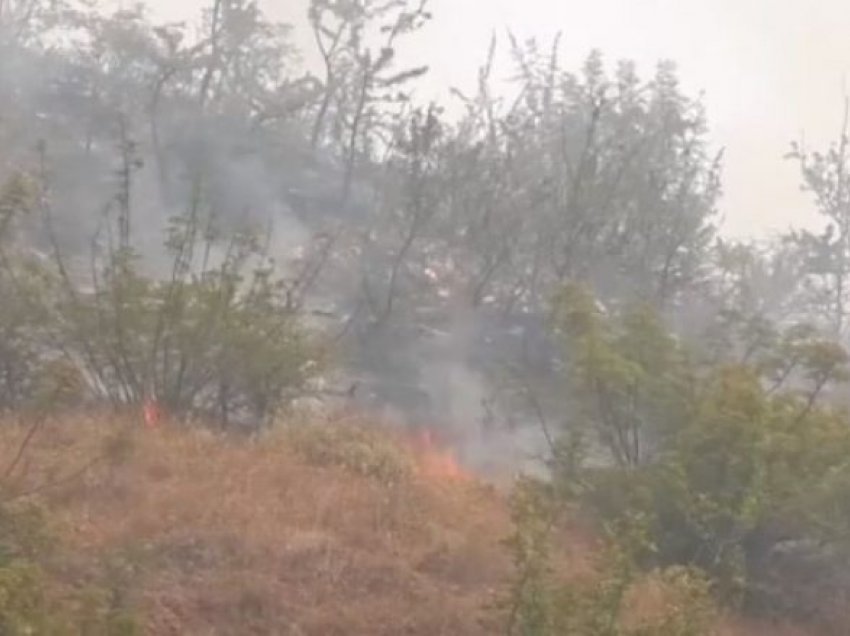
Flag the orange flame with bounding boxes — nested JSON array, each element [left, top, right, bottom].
[[142, 398, 161, 429], [412, 429, 470, 482]]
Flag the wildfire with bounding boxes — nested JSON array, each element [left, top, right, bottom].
[[411, 429, 470, 482], [138, 402, 470, 484], [142, 398, 162, 429]]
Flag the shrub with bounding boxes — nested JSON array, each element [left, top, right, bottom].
[[0, 174, 58, 410], [285, 421, 413, 484], [552, 284, 850, 618], [0, 560, 51, 635], [0, 501, 140, 635], [0, 163, 329, 427], [504, 478, 716, 636], [504, 477, 558, 636]]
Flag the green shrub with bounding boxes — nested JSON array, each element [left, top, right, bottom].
[[504, 479, 716, 636], [0, 560, 51, 635], [0, 501, 141, 635], [552, 284, 850, 615], [0, 165, 328, 426], [504, 478, 558, 636]]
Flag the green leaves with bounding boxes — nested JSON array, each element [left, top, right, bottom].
[[505, 479, 717, 636], [552, 285, 850, 613], [554, 284, 689, 468], [505, 478, 558, 636], [66, 230, 325, 426]]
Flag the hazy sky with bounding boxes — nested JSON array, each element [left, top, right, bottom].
[[145, 0, 850, 238]]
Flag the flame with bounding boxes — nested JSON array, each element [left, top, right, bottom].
[[411, 429, 470, 482], [142, 398, 161, 429]]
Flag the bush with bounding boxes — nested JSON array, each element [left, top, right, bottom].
[[0, 174, 59, 410], [0, 560, 52, 635], [0, 501, 140, 635], [504, 478, 716, 636], [552, 284, 850, 619], [0, 166, 328, 427], [285, 421, 413, 484]]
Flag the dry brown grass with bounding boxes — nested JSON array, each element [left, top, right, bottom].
[[0, 409, 826, 635]]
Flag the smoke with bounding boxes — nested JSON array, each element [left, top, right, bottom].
[[0, 1, 562, 482], [412, 301, 553, 479], [1, 50, 313, 279]]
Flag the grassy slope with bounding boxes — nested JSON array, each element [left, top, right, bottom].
[[0, 411, 815, 635]]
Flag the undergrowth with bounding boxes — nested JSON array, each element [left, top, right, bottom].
[[0, 501, 140, 635], [283, 419, 414, 484], [505, 477, 717, 636]]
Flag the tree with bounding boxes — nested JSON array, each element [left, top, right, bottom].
[[552, 285, 850, 620], [788, 98, 850, 339], [307, 0, 430, 201], [430, 45, 722, 319], [553, 284, 690, 468], [505, 477, 717, 636]]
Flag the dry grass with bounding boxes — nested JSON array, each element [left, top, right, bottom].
[[0, 409, 826, 635]]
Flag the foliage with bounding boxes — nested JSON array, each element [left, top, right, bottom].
[[787, 102, 850, 339], [0, 160, 327, 427], [285, 421, 414, 484], [56, 223, 326, 426], [0, 409, 141, 634], [308, 0, 431, 198], [622, 566, 717, 636], [4, 1, 850, 630], [0, 0, 727, 438], [0, 174, 59, 409], [0, 501, 140, 635], [505, 478, 558, 635], [552, 284, 850, 616], [433, 47, 721, 315], [505, 478, 716, 636], [552, 284, 692, 467]]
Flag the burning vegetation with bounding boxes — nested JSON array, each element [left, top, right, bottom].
[[1, 0, 850, 634], [0, 411, 825, 635], [411, 429, 472, 483]]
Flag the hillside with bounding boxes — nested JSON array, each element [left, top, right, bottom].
[[0, 410, 816, 635]]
